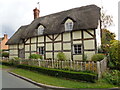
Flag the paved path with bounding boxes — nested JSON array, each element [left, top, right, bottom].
[[0, 70, 44, 89]]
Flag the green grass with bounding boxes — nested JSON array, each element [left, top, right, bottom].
[[0, 64, 11, 69], [10, 68, 117, 88]]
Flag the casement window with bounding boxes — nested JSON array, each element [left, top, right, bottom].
[[65, 19, 74, 31], [73, 44, 82, 54], [38, 25, 44, 35], [38, 47, 44, 55]]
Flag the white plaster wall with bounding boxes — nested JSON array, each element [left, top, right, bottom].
[[31, 44, 36, 51], [73, 31, 81, 39], [73, 41, 82, 44], [31, 37, 37, 43], [54, 34, 61, 41], [38, 44, 44, 47], [63, 43, 71, 50], [26, 39, 30, 43], [46, 43, 52, 51], [84, 51, 95, 60], [84, 40, 95, 49], [64, 52, 71, 60], [84, 31, 93, 38], [54, 43, 61, 50], [46, 52, 52, 59], [38, 36, 44, 42], [19, 44, 24, 49], [73, 55, 82, 61], [25, 53, 30, 59], [9, 45, 17, 49], [25, 45, 30, 51], [46, 35, 52, 42], [63, 33, 70, 41]]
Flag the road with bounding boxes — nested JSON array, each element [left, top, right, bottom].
[[0, 70, 45, 89]]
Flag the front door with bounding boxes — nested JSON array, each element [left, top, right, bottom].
[[18, 48, 25, 59]]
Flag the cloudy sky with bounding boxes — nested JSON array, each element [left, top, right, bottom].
[[0, 0, 119, 39]]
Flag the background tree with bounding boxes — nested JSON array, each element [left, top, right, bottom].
[[99, 8, 116, 53], [108, 40, 120, 70], [101, 29, 116, 53]]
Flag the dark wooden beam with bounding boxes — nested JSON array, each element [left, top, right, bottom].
[[85, 30, 95, 38], [71, 31, 73, 61], [81, 30, 84, 60], [94, 29, 97, 53], [54, 33, 60, 41]]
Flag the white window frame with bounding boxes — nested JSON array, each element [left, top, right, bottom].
[[64, 19, 74, 31], [73, 44, 82, 54], [38, 25, 44, 35]]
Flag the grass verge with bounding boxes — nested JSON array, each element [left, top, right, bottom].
[[10, 68, 117, 88], [0, 64, 11, 69]]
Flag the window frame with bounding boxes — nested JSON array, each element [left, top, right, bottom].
[[73, 44, 82, 55], [38, 25, 44, 35], [64, 19, 74, 31], [37, 47, 44, 55]]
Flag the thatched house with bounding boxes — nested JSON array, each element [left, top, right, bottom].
[[6, 4, 101, 60]]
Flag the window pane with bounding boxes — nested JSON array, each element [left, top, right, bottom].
[[73, 44, 82, 54]]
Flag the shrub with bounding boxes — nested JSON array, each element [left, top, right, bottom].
[[103, 70, 120, 85], [2, 52, 9, 58], [57, 52, 66, 61], [2, 62, 97, 82], [109, 40, 120, 70], [83, 54, 87, 61], [29, 54, 43, 59], [91, 54, 105, 61]]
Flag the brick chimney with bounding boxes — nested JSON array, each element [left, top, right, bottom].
[[33, 7, 40, 19], [4, 34, 8, 39]]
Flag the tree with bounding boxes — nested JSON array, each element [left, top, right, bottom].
[[101, 8, 114, 29], [101, 29, 116, 53], [99, 8, 116, 53], [108, 40, 120, 70]]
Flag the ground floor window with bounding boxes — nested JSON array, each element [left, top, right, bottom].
[[73, 44, 82, 54], [38, 47, 44, 55]]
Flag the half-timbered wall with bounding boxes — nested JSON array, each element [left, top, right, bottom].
[[9, 30, 97, 61], [9, 45, 18, 59]]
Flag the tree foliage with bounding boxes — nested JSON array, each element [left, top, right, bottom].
[[108, 40, 120, 70], [57, 52, 67, 61], [101, 29, 116, 53]]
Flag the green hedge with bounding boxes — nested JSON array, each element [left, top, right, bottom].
[[2, 62, 97, 82]]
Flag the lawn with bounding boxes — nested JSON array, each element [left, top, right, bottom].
[[0, 64, 11, 69], [10, 68, 117, 88]]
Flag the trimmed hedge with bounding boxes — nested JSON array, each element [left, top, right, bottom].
[[2, 62, 97, 82]]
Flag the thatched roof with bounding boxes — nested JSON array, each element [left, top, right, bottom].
[[6, 25, 29, 45], [6, 4, 100, 45]]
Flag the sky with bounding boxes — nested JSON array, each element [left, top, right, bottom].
[[0, 0, 119, 40]]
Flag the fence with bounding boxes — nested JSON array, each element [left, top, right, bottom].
[[2, 57, 107, 78]]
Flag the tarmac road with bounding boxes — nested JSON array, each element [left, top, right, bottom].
[[0, 70, 45, 89]]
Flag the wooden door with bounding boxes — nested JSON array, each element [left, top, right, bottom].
[[18, 48, 25, 58]]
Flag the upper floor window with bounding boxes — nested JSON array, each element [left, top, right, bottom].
[[64, 19, 74, 31], [38, 25, 44, 35]]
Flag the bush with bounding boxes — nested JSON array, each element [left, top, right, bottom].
[[2, 62, 97, 82], [83, 54, 87, 61], [29, 54, 43, 59], [91, 54, 105, 61], [2, 52, 9, 58], [103, 70, 120, 85], [109, 40, 120, 70], [57, 52, 66, 61]]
